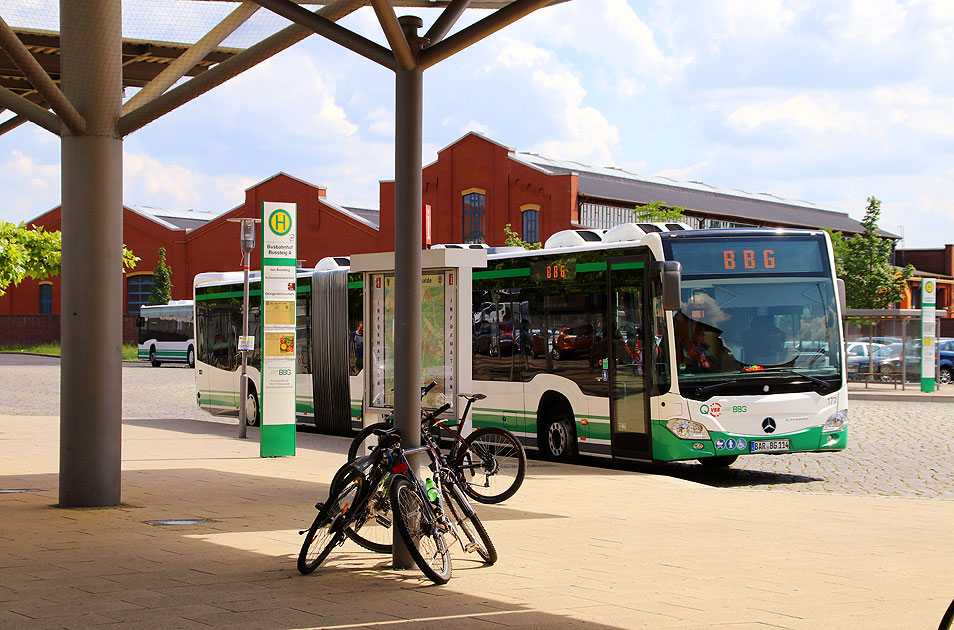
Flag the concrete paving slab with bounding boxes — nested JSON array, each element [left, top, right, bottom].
[[2, 413, 954, 629]]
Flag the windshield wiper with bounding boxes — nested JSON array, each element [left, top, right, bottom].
[[757, 367, 834, 389], [694, 380, 741, 396]]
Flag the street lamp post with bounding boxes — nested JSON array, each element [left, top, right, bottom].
[[229, 217, 260, 439]]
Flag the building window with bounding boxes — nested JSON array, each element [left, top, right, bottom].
[[127, 274, 154, 314], [39, 283, 52, 314], [579, 202, 634, 230], [521, 205, 540, 244], [462, 190, 486, 243]]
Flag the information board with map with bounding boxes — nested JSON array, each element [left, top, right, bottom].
[[369, 270, 457, 414]]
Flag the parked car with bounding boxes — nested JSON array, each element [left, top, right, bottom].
[[873, 343, 922, 383], [937, 338, 954, 384], [852, 336, 902, 345], [845, 341, 885, 380], [549, 323, 595, 360]]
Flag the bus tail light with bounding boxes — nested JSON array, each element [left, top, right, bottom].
[[823, 410, 847, 433], [667, 418, 710, 440]]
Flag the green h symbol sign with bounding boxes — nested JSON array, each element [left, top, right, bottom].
[[269, 209, 292, 236]]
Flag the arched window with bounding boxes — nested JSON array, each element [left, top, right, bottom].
[[126, 274, 154, 314], [521, 204, 540, 244], [462, 188, 486, 243], [39, 283, 53, 314]]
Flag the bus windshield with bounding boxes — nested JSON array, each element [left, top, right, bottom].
[[666, 237, 841, 394]]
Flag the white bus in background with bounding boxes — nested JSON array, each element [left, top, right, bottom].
[[136, 300, 195, 367]]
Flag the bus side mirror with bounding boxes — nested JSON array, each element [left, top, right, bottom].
[[837, 278, 846, 314], [659, 261, 682, 311], [136, 316, 144, 328]]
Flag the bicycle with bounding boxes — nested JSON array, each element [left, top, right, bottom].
[[298, 406, 496, 584], [387, 402, 497, 584], [297, 426, 402, 574], [349, 389, 527, 504]]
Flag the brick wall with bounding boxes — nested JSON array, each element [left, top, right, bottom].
[[0, 314, 141, 346]]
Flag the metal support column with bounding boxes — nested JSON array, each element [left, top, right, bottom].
[[58, 0, 124, 507], [391, 15, 424, 570]]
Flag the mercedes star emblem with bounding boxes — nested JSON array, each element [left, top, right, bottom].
[[762, 418, 777, 433]]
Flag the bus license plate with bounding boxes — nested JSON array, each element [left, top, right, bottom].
[[750, 439, 790, 453]]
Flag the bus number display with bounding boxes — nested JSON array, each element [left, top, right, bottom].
[[722, 249, 775, 270], [531, 261, 577, 281]]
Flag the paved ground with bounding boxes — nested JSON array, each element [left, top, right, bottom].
[[2, 354, 954, 629], [3, 354, 953, 499]]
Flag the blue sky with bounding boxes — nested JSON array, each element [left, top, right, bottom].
[[1, 0, 952, 248]]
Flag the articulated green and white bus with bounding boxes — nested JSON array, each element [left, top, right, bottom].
[[193, 225, 848, 466], [136, 300, 195, 367]]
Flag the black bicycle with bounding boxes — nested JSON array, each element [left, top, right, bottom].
[[298, 407, 496, 584], [349, 389, 526, 504], [297, 426, 402, 574], [387, 401, 497, 583]]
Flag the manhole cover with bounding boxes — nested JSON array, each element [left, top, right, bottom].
[[144, 518, 211, 526], [0, 489, 43, 494]]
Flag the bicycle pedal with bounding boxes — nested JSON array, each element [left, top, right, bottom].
[[374, 515, 392, 528], [464, 542, 480, 553]]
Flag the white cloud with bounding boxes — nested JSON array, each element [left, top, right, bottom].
[[123, 151, 254, 213], [0, 150, 60, 224], [726, 94, 872, 135], [824, 0, 908, 45]]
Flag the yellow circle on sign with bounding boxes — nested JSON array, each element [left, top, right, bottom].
[[268, 208, 292, 236], [926, 281, 935, 293]]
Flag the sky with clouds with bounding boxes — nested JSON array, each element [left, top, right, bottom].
[[1, 0, 952, 248]]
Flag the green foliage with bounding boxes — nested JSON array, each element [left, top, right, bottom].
[[0, 223, 61, 297], [825, 196, 914, 309], [148, 247, 173, 305], [504, 223, 542, 250], [633, 200, 687, 223], [0, 222, 139, 296]]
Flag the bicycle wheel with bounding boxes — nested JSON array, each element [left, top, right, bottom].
[[451, 427, 527, 504], [347, 422, 391, 461], [390, 476, 452, 584], [297, 475, 363, 574], [441, 483, 496, 565], [345, 476, 394, 554]]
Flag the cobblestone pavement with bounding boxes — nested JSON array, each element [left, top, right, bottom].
[[3, 354, 953, 500]]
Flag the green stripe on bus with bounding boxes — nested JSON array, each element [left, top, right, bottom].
[[473, 268, 530, 280], [610, 262, 645, 270], [576, 262, 607, 273], [196, 288, 262, 301], [263, 257, 296, 266]]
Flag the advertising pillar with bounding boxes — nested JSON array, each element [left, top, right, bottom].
[[921, 278, 937, 393], [260, 202, 297, 456]]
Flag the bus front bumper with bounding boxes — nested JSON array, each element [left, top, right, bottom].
[[651, 421, 848, 462]]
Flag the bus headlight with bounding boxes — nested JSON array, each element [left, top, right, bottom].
[[823, 410, 847, 433], [667, 418, 710, 440]]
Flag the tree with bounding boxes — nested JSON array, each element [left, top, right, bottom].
[[633, 200, 687, 223], [148, 247, 173, 305], [825, 196, 914, 309], [504, 223, 542, 250], [0, 222, 139, 296]]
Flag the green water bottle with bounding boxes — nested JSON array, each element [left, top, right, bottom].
[[425, 478, 439, 502]]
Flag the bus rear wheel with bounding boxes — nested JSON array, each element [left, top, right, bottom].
[[542, 407, 577, 461], [187, 346, 195, 369], [149, 347, 161, 367], [245, 383, 260, 427]]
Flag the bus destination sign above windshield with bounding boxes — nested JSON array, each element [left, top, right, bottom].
[[668, 238, 827, 276], [531, 260, 577, 282]]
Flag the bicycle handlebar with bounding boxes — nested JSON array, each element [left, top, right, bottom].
[[421, 381, 438, 398]]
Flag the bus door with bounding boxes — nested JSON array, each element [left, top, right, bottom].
[[608, 257, 651, 459]]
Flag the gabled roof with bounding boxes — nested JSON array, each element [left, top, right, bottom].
[[512, 151, 897, 239], [127, 205, 221, 231]]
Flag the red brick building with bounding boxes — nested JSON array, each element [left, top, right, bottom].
[[0, 131, 893, 344]]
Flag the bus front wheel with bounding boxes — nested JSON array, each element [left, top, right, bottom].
[[245, 383, 260, 427], [542, 407, 577, 461], [149, 347, 161, 367], [187, 346, 195, 369]]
